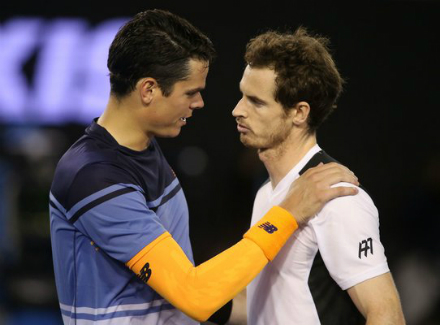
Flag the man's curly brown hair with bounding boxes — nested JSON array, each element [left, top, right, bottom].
[[244, 27, 344, 133]]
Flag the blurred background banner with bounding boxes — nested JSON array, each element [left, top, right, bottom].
[[1, 1, 439, 324], [0, 17, 128, 124]]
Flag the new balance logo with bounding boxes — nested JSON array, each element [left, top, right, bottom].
[[258, 222, 278, 234], [359, 238, 373, 259], [138, 262, 152, 284]]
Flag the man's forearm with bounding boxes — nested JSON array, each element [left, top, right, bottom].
[[348, 273, 405, 325], [365, 307, 405, 325]]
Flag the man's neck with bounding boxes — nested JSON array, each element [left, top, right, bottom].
[[97, 95, 152, 151], [258, 131, 317, 189]]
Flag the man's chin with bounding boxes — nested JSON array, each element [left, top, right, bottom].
[[156, 128, 182, 139], [239, 136, 259, 149]]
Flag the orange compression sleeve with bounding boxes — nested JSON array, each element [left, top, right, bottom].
[[126, 206, 298, 322], [243, 205, 298, 261]]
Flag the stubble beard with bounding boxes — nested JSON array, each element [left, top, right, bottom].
[[240, 124, 291, 159]]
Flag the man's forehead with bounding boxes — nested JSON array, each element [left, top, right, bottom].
[[241, 65, 276, 94], [173, 61, 208, 93], [188, 58, 210, 73], [244, 64, 276, 78]]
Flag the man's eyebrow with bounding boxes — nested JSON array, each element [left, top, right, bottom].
[[239, 84, 267, 105], [186, 87, 205, 94], [247, 94, 267, 105]]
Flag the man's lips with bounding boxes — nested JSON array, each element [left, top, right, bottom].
[[236, 123, 250, 133], [180, 115, 192, 123]]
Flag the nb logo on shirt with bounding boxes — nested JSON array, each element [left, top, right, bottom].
[[138, 262, 152, 284], [359, 238, 373, 259], [258, 222, 278, 234]]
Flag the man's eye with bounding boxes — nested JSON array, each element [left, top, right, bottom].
[[250, 98, 263, 107]]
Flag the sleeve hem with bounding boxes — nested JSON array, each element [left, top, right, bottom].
[[126, 231, 170, 269], [339, 263, 390, 290]]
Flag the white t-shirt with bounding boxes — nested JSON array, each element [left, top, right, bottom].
[[247, 145, 390, 325]]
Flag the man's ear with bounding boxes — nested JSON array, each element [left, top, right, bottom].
[[138, 78, 158, 105], [291, 101, 310, 126]]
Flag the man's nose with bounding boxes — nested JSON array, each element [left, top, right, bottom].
[[190, 93, 204, 110], [232, 98, 246, 117]]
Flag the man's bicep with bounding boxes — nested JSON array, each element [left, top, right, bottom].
[[347, 272, 404, 322], [315, 189, 389, 289], [73, 186, 167, 263]]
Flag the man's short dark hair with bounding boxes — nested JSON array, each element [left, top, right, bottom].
[[108, 9, 216, 98], [244, 27, 344, 132]]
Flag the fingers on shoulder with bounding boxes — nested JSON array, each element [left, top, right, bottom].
[[305, 162, 351, 177], [326, 185, 359, 201], [306, 163, 358, 186]]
